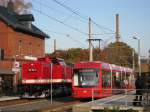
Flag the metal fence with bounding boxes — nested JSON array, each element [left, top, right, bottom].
[[91, 88, 150, 106]]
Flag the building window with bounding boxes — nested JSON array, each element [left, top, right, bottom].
[[29, 42, 32, 56], [18, 40, 22, 56]]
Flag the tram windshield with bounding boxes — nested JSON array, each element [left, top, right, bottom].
[[73, 68, 99, 87]]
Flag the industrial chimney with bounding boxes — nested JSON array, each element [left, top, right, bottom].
[[116, 14, 120, 42]]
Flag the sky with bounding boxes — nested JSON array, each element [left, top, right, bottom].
[[30, 0, 150, 57]]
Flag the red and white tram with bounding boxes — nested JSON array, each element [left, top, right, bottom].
[[72, 61, 134, 99]]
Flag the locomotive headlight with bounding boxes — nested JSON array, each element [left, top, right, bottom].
[[28, 69, 32, 72], [32, 69, 34, 71], [83, 90, 87, 93], [32, 69, 37, 72]]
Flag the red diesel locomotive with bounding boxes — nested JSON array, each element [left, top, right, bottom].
[[72, 61, 135, 99], [19, 56, 73, 98]]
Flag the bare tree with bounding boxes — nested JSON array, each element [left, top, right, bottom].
[[0, 0, 8, 6], [0, 0, 32, 14]]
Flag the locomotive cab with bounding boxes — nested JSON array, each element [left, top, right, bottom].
[[19, 56, 73, 98], [72, 62, 102, 99], [72, 61, 134, 99]]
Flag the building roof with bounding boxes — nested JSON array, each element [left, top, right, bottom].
[[0, 6, 50, 38]]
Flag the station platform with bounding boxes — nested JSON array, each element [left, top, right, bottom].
[[73, 91, 150, 112], [0, 96, 20, 102]]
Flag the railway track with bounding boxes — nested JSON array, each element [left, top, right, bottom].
[[41, 101, 80, 112], [0, 97, 81, 112], [0, 98, 45, 107]]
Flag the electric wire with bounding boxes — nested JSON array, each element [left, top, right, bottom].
[[36, 25, 87, 48], [32, 0, 87, 23], [32, 8, 88, 36], [31, 0, 114, 50], [31, 0, 115, 48], [32, 0, 70, 16], [52, 0, 88, 21], [52, 0, 115, 33]]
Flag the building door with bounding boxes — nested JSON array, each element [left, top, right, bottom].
[[0, 76, 3, 96], [1, 75, 13, 96]]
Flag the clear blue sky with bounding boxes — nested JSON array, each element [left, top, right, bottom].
[[30, 0, 150, 57]]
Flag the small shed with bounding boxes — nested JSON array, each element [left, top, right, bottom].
[[0, 68, 15, 96]]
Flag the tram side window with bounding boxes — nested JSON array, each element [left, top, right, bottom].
[[121, 72, 126, 88], [126, 73, 130, 86], [115, 72, 121, 88], [102, 70, 111, 87], [73, 73, 79, 86], [131, 73, 135, 87]]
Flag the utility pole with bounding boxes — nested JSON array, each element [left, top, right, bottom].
[[148, 50, 150, 74], [87, 39, 103, 60], [132, 36, 141, 76], [149, 50, 150, 64], [54, 39, 56, 53], [138, 39, 141, 76], [89, 17, 93, 61], [50, 63, 53, 104], [116, 14, 120, 42], [87, 39, 103, 51]]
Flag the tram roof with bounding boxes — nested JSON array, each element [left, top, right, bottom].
[[75, 61, 133, 72]]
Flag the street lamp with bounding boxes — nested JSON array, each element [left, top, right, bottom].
[[132, 48, 135, 71], [132, 36, 141, 76]]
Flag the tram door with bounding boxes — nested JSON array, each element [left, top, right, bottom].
[[112, 72, 121, 94], [102, 70, 111, 97]]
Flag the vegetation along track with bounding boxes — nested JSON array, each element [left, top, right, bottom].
[[40, 97, 81, 112], [0, 98, 46, 107]]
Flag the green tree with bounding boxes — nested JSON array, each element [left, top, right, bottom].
[[103, 42, 138, 68], [46, 42, 138, 68], [48, 48, 89, 64]]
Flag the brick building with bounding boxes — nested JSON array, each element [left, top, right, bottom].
[[0, 3, 49, 95]]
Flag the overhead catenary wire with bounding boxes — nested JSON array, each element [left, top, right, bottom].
[[44, 29, 93, 49], [52, 0, 115, 34], [91, 21, 114, 33], [52, 0, 88, 21], [32, 8, 88, 36], [32, 0, 87, 23], [40, 28, 87, 48], [32, 0, 70, 16], [31, 0, 115, 48], [31, 0, 114, 50], [66, 35, 87, 48], [51, 1, 109, 53], [30, 3, 88, 49], [45, 35, 87, 51], [40, 27, 69, 36], [37, 25, 88, 48]]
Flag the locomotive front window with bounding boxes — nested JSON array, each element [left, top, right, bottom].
[[73, 68, 99, 87]]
